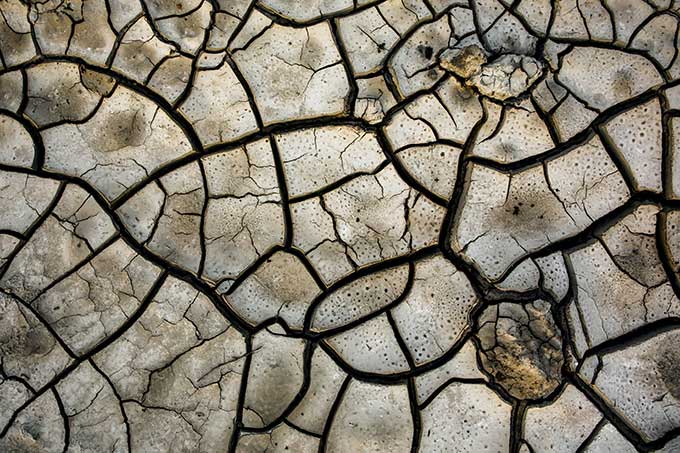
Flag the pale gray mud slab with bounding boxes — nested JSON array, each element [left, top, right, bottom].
[[1, 0, 679, 451]]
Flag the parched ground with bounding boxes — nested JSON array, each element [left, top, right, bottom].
[[0, 0, 679, 452]]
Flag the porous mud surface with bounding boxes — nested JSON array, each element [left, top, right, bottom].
[[1, 0, 680, 451]]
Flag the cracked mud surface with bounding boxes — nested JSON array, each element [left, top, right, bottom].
[[1, 0, 680, 452]]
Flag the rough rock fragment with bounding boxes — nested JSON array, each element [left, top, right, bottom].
[[439, 45, 487, 78], [440, 47, 544, 101], [490, 59, 547, 101], [476, 300, 564, 400]]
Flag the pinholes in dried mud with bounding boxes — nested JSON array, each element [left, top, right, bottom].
[[0, 1, 680, 452]]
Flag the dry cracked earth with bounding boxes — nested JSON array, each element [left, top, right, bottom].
[[1, 0, 680, 452]]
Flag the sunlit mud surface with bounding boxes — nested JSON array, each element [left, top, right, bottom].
[[1, 0, 680, 451]]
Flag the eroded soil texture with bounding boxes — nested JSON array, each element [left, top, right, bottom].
[[1, 0, 680, 452]]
